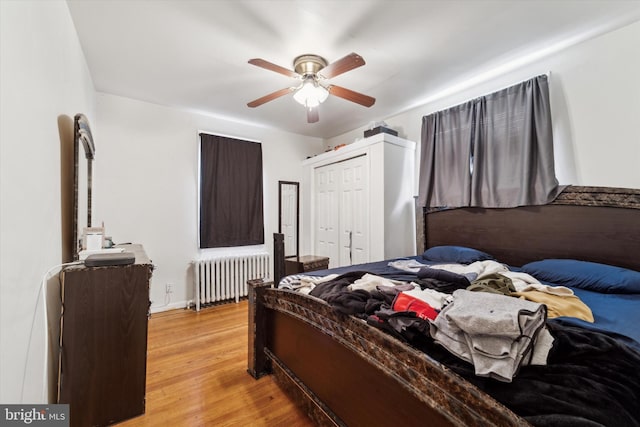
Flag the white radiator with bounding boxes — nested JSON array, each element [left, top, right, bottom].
[[194, 253, 270, 311]]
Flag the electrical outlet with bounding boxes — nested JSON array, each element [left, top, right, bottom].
[[165, 283, 173, 294]]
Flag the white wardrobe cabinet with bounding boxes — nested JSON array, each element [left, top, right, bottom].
[[303, 133, 416, 268]]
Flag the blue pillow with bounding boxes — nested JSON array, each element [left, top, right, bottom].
[[521, 259, 640, 294], [422, 245, 494, 264]]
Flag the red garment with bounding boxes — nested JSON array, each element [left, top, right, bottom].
[[392, 292, 439, 320]]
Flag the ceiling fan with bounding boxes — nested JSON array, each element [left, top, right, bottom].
[[247, 53, 376, 123]]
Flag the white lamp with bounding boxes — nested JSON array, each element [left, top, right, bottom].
[[293, 79, 329, 108]]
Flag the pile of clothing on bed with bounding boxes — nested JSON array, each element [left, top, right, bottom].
[[279, 251, 640, 427]]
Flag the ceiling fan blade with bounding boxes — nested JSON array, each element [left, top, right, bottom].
[[307, 107, 319, 123], [328, 85, 376, 107], [319, 53, 365, 79], [247, 87, 293, 108], [248, 58, 299, 78]]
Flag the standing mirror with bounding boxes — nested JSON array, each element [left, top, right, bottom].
[[278, 181, 299, 259]]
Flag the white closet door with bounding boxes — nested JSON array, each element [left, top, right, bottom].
[[314, 164, 340, 267], [339, 155, 369, 266]]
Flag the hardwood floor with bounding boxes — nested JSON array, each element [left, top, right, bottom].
[[116, 301, 314, 427]]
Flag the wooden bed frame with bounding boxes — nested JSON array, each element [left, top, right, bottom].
[[247, 186, 640, 427]]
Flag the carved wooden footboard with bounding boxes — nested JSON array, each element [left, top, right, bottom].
[[248, 282, 529, 426]]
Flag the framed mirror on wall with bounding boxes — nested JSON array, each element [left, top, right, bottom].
[[278, 181, 299, 259], [72, 114, 96, 260]]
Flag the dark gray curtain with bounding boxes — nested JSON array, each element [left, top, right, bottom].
[[471, 75, 563, 206], [418, 101, 474, 207], [418, 75, 563, 208], [200, 133, 264, 248]]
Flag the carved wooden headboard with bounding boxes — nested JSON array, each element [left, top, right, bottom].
[[417, 186, 640, 270]]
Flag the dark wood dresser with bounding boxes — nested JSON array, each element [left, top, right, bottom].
[[58, 244, 152, 427], [284, 255, 330, 276]]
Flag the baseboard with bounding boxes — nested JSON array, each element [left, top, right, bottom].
[[150, 300, 188, 313], [151, 298, 247, 313]]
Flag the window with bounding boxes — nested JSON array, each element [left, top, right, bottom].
[[418, 75, 563, 208], [199, 133, 264, 248]]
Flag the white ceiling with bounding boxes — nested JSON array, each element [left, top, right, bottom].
[[67, 0, 640, 139]]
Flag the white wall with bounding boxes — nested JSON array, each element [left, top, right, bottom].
[[0, 1, 95, 403], [94, 94, 324, 312], [326, 20, 640, 190]]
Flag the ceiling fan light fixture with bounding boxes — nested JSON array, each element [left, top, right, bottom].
[[247, 52, 375, 121], [293, 79, 329, 108]]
